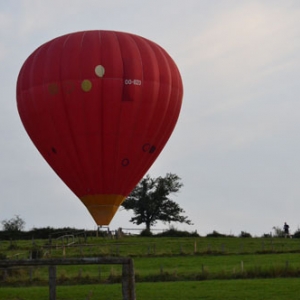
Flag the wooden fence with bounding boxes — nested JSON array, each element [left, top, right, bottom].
[[0, 257, 136, 300]]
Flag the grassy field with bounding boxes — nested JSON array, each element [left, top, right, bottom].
[[2, 235, 300, 258], [1, 235, 300, 298], [1, 278, 300, 300]]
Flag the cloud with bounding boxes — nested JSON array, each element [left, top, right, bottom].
[[171, 2, 300, 158], [180, 2, 300, 102]]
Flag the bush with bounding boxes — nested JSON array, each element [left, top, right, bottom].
[[1, 215, 25, 232], [239, 231, 252, 238], [272, 226, 284, 238], [156, 228, 199, 237], [0, 226, 92, 240], [262, 233, 272, 238], [140, 229, 153, 237], [292, 228, 300, 238], [206, 231, 229, 238]]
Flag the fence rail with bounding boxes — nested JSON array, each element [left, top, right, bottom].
[[0, 257, 136, 300]]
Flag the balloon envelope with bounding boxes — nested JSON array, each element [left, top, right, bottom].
[[16, 30, 183, 225]]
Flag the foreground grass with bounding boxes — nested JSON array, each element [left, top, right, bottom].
[[2, 252, 300, 285], [2, 237, 300, 285], [1, 278, 300, 300]]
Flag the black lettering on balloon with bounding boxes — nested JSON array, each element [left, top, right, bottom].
[[149, 146, 156, 153], [142, 143, 156, 154], [51, 147, 57, 154]]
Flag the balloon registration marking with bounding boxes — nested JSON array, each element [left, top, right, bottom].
[[124, 79, 141, 85], [142, 143, 156, 153]]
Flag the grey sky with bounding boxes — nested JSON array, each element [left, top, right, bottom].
[[1, 0, 300, 236]]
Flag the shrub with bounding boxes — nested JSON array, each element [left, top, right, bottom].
[[292, 228, 300, 238], [272, 226, 284, 237], [156, 228, 199, 237], [239, 231, 252, 238], [206, 231, 228, 238], [262, 233, 272, 238], [140, 229, 153, 237]]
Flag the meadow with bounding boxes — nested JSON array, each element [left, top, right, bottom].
[[2, 278, 300, 300], [1, 234, 300, 299]]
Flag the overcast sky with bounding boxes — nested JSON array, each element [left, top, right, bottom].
[[1, 0, 300, 236]]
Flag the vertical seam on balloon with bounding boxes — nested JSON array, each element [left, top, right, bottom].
[[155, 52, 181, 149], [127, 42, 169, 189], [80, 31, 99, 194], [152, 48, 175, 149], [66, 33, 89, 193], [59, 33, 87, 194], [113, 31, 129, 194], [98, 30, 104, 194], [153, 52, 182, 174], [118, 34, 145, 196], [120, 36, 157, 196], [136, 45, 176, 182], [78, 31, 93, 194], [163, 61, 183, 151], [53, 35, 85, 193]]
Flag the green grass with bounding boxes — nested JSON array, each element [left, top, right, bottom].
[[2, 252, 300, 285], [1, 278, 300, 300], [2, 237, 300, 285], [2, 236, 300, 259], [1, 236, 300, 299], [133, 252, 300, 279]]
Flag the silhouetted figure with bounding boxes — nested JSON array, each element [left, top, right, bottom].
[[284, 222, 291, 238]]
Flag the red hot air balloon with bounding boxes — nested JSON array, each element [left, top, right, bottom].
[[16, 30, 183, 225]]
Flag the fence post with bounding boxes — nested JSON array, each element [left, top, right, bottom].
[[122, 259, 136, 300], [1, 257, 136, 300], [49, 265, 56, 300]]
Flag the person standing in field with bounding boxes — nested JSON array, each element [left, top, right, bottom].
[[283, 222, 291, 238]]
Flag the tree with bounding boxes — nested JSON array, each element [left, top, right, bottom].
[[121, 173, 192, 231], [1, 215, 25, 232], [272, 226, 284, 237]]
